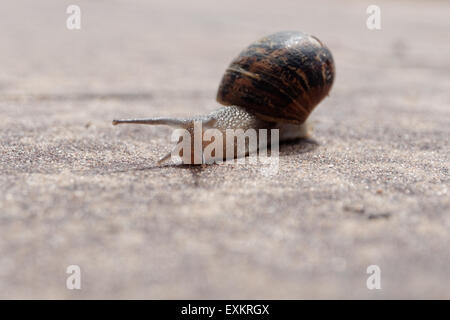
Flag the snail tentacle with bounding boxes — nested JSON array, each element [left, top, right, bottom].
[[112, 118, 192, 128]]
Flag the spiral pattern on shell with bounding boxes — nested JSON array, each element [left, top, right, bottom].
[[216, 31, 335, 124]]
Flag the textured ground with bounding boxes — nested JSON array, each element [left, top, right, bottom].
[[0, 0, 449, 299]]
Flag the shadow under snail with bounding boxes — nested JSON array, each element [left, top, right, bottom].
[[113, 31, 335, 164]]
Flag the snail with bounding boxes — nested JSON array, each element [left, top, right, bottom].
[[113, 31, 335, 164]]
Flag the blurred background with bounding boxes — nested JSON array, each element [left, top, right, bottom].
[[0, 0, 449, 299]]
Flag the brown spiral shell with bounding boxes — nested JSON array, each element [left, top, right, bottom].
[[216, 31, 335, 124]]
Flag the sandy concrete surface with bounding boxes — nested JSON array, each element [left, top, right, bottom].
[[0, 0, 449, 299]]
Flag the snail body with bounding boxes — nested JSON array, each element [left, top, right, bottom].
[[113, 31, 335, 164]]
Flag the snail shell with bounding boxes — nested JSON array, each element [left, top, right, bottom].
[[217, 31, 335, 124]]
